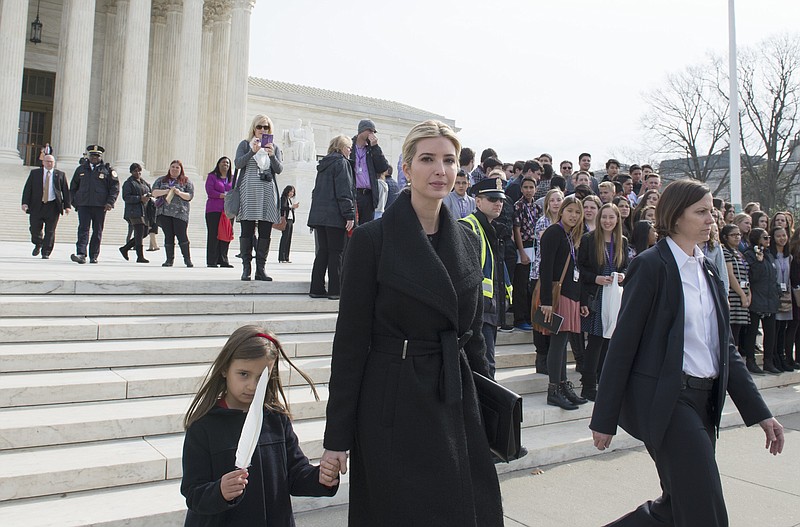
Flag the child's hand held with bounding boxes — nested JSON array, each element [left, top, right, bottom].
[[220, 468, 249, 501]]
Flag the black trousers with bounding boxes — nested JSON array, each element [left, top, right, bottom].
[[606, 386, 726, 527], [547, 331, 572, 384], [240, 219, 272, 240], [584, 334, 609, 387], [310, 226, 346, 295], [76, 206, 107, 258], [512, 262, 532, 325], [355, 189, 375, 224], [278, 219, 294, 261], [29, 201, 60, 256], [743, 312, 776, 365], [205, 212, 230, 265], [159, 215, 189, 246]]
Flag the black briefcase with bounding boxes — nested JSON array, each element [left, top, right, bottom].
[[473, 372, 523, 462]]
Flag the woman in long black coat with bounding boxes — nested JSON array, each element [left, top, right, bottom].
[[319, 120, 503, 526]]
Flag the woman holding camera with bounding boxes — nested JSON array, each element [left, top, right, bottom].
[[742, 227, 782, 374], [234, 114, 283, 281]]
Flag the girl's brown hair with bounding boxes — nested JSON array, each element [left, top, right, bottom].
[[594, 203, 626, 268], [184, 325, 318, 429]]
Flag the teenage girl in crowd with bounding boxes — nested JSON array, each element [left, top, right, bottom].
[[539, 195, 588, 410], [531, 188, 564, 375], [721, 223, 752, 366], [582, 195, 600, 233], [742, 228, 781, 374], [770, 226, 796, 371], [181, 325, 337, 526], [630, 220, 657, 258], [578, 203, 628, 401]]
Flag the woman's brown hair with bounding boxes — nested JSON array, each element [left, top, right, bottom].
[[557, 195, 585, 247], [184, 325, 318, 429], [654, 178, 710, 239]]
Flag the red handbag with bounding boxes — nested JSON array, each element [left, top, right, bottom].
[[217, 213, 234, 242]]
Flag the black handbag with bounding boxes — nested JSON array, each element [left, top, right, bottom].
[[473, 372, 523, 462]]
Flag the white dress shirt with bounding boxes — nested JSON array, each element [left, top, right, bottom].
[[666, 237, 720, 378], [43, 169, 56, 202]]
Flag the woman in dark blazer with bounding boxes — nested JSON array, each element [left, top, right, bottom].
[[590, 179, 784, 527], [307, 135, 356, 299], [318, 121, 503, 526]]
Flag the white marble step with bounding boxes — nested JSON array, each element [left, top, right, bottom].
[[2, 384, 798, 524], [0, 328, 534, 372], [0, 294, 338, 318], [0, 312, 339, 343], [0, 333, 335, 373], [0, 278, 311, 295], [0, 346, 537, 407]]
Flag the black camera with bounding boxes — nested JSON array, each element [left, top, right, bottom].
[[259, 170, 273, 182]]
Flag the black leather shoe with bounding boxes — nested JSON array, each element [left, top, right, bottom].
[[327, 295, 340, 300], [89, 258, 98, 264], [547, 383, 578, 410], [41, 254, 49, 259], [746, 359, 765, 375], [32, 244, 41, 256], [309, 293, 327, 299], [219, 263, 234, 268], [764, 364, 782, 375], [562, 381, 588, 405], [71, 254, 86, 264]]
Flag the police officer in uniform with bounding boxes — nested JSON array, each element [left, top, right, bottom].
[[70, 145, 120, 264], [459, 177, 513, 378]]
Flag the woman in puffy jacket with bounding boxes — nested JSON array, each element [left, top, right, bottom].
[[742, 227, 782, 374], [307, 135, 356, 299]]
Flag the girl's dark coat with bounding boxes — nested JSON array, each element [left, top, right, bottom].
[[181, 407, 336, 527], [322, 192, 503, 526]]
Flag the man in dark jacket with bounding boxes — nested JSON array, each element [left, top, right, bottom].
[[349, 119, 389, 224], [21, 154, 71, 259], [459, 178, 513, 378], [69, 145, 119, 264]]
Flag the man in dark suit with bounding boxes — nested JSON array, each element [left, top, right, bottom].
[[21, 154, 71, 259], [349, 119, 389, 224], [590, 179, 784, 526]]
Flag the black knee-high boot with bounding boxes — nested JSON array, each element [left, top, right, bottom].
[[254, 238, 272, 281], [240, 237, 253, 281]]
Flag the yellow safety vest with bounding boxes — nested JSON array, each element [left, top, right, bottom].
[[459, 214, 512, 301]]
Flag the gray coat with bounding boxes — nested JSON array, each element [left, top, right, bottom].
[[153, 176, 193, 223], [307, 152, 355, 229]]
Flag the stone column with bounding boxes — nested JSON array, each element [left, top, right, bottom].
[[173, 0, 204, 180], [52, 0, 97, 169], [114, 0, 151, 171], [97, 1, 117, 150], [145, 1, 167, 173], [205, 1, 231, 170], [105, 0, 129, 159], [0, 0, 28, 164], [197, 6, 214, 177], [225, 0, 255, 155], [154, 0, 181, 174]]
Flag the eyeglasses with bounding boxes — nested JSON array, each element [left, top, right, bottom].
[[255, 125, 270, 130], [486, 197, 504, 203], [561, 165, 572, 170]]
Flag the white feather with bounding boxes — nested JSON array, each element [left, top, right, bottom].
[[234, 362, 272, 469]]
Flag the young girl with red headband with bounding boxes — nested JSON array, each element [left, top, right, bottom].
[[181, 325, 338, 526]]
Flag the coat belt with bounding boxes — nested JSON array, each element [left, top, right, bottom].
[[371, 330, 473, 405]]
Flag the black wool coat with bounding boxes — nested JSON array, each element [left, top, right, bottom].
[[307, 152, 355, 229], [181, 407, 336, 527], [590, 238, 772, 450], [323, 191, 503, 526], [122, 176, 152, 221]]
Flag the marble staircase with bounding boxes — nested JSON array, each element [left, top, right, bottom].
[[1, 274, 800, 526]]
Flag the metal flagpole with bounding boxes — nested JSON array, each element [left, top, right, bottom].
[[728, 0, 742, 211]]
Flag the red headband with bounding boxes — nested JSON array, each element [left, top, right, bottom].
[[255, 333, 280, 348]]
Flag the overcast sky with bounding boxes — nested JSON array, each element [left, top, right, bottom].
[[250, 0, 800, 167]]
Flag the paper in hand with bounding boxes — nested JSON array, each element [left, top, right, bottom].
[[234, 362, 272, 469]]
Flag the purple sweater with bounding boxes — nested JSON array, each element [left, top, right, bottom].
[[205, 173, 233, 213]]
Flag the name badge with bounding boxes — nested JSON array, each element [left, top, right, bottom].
[[98, 173, 105, 179], [573, 268, 580, 282], [781, 283, 788, 292]]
